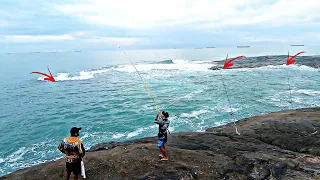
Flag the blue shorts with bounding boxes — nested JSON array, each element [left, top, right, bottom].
[[157, 137, 165, 147]]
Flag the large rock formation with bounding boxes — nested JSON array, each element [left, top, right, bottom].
[[208, 55, 320, 70], [1, 108, 319, 180]]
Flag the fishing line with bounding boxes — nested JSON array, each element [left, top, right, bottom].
[[308, 53, 319, 135], [286, 69, 294, 110], [195, 58, 241, 135], [315, 53, 320, 69], [219, 69, 240, 135], [165, 94, 188, 109], [164, 88, 204, 109], [118, 46, 161, 113]]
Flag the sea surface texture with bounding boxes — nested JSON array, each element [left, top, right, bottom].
[[0, 46, 319, 175]]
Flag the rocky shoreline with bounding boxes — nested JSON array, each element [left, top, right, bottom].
[[1, 107, 320, 180], [209, 55, 320, 70]]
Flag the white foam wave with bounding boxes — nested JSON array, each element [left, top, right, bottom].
[[142, 104, 155, 111], [165, 90, 204, 108], [38, 69, 110, 81], [293, 97, 302, 103], [165, 59, 215, 65], [214, 121, 228, 127], [112, 133, 126, 139], [192, 60, 215, 64], [172, 59, 189, 64], [216, 105, 242, 113], [7, 147, 27, 163], [79, 133, 89, 141], [168, 126, 175, 132], [261, 92, 292, 108], [115, 60, 213, 73], [126, 125, 157, 139], [183, 90, 204, 99], [180, 110, 209, 118], [291, 65, 318, 71], [0, 140, 70, 176], [274, 64, 318, 71], [223, 64, 318, 73], [291, 89, 320, 95]]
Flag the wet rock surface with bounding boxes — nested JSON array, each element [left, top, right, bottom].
[[208, 55, 320, 70]]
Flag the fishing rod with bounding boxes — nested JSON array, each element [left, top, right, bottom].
[[118, 46, 161, 113]]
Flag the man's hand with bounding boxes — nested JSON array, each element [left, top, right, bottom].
[[58, 141, 66, 154]]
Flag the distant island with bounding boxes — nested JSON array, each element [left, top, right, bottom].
[[208, 55, 319, 70], [237, 46, 250, 48], [206, 47, 216, 48], [291, 44, 305, 46]]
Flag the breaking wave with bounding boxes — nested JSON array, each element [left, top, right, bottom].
[[37, 69, 110, 81]]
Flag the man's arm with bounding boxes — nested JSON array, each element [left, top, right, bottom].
[[154, 113, 160, 124], [58, 141, 65, 154], [81, 143, 85, 157]]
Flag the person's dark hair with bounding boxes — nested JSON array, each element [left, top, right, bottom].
[[162, 111, 169, 118], [70, 127, 82, 136]]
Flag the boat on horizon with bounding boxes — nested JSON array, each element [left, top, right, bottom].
[[237, 46, 250, 48]]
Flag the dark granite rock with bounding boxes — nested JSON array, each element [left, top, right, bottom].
[[209, 66, 220, 71], [208, 55, 320, 71]]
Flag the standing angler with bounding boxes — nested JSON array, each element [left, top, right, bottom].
[[154, 111, 170, 161], [58, 127, 85, 180]]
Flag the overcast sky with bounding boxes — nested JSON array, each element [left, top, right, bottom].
[[0, 0, 319, 52]]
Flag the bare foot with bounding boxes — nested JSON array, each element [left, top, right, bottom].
[[161, 157, 168, 161]]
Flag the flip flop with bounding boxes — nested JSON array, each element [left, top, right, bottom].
[[161, 158, 168, 161], [159, 154, 164, 158]]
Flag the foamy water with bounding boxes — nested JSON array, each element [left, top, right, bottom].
[[37, 69, 110, 81], [0, 50, 319, 176]]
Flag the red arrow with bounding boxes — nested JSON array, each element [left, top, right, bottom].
[[223, 54, 246, 69], [286, 51, 306, 66], [30, 67, 55, 82]]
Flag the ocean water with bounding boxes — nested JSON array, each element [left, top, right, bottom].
[[0, 46, 319, 176]]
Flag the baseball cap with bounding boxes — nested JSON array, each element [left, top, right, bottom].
[[70, 127, 82, 135], [162, 111, 169, 118]]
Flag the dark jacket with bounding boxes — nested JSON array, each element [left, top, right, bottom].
[[155, 115, 170, 138]]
